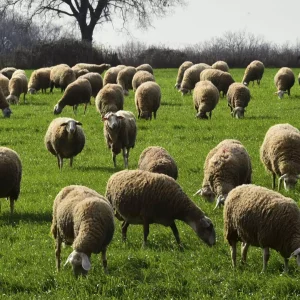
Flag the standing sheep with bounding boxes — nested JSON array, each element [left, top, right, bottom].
[[193, 80, 219, 119], [103, 110, 137, 168], [174, 61, 193, 89], [51, 185, 114, 277], [224, 184, 300, 272], [105, 169, 216, 248], [103, 65, 126, 86], [72, 63, 111, 74], [80, 72, 103, 97], [44, 117, 85, 170], [6, 69, 28, 104], [138, 146, 178, 180], [136, 64, 154, 74], [0, 87, 12, 118], [135, 81, 161, 120], [0, 74, 9, 96], [242, 60, 265, 86], [274, 67, 295, 99], [117, 66, 137, 95], [0, 67, 17, 79], [28, 67, 52, 94], [0, 147, 22, 214], [212, 61, 229, 72], [132, 70, 155, 92], [260, 123, 300, 191], [53, 78, 92, 115], [227, 82, 251, 119], [50, 64, 76, 93], [95, 83, 124, 118]]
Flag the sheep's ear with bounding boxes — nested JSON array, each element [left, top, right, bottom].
[[199, 217, 211, 228], [193, 189, 202, 196], [81, 253, 91, 271], [75, 121, 82, 126], [102, 116, 108, 121], [64, 252, 74, 267], [289, 248, 300, 258], [60, 122, 68, 127], [117, 115, 124, 119]]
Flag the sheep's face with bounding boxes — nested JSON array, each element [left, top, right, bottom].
[[53, 104, 62, 115], [233, 107, 244, 119], [64, 250, 91, 277], [140, 111, 151, 120], [194, 216, 216, 246], [28, 88, 37, 94], [180, 88, 189, 95], [195, 186, 215, 202], [275, 90, 287, 99], [196, 112, 208, 119], [283, 176, 298, 190], [103, 112, 123, 130], [60, 120, 82, 136], [2, 107, 12, 118], [174, 83, 180, 90]]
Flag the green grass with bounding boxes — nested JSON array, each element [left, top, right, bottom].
[[1, 68, 300, 299]]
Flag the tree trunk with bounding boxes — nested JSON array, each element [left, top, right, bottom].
[[81, 27, 93, 44]]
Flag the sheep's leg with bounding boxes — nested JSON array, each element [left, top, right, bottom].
[[101, 248, 108, 274], [73, 105, 78, 115], [142, 220, 150, 248], [57, 155, 63, 170], [121, 221, 129, 241], [83, 103, 88, 115], [284, 258, 289, 273], [50, 82, 54, 93], [123, 147, 129, 169], [9, 198, 14, 215], [112, 152, 117, 168], [262, 247, 270, 272], [230, 241, 237, 268], [209, 111, 212, 119], [70, 157, 73, 167], [56, 233, 62, 271], [241, 242, 250, 264], [153, 111, 157, 119], [137, 109, 140, 119], [272, 173, 276, 189], [23, 93, 26, 104], [170, 222, 183, 249]]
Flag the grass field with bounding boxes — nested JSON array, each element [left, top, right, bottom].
[[1, 68, 300, 299]]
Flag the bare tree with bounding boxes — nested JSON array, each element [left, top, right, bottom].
[[2, 0, 186, 44]]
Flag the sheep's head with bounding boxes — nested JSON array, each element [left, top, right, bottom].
[[64, 250, 91, 277], [214, 195, 227, 210], [192, 216, 216, 247], [6, 95, 18, 104], [2, 107, 12, 118], [174, 83, 180, 90], [278, 174, 300, 191], [60, 120, 82, 136], [290, 248, 300, 267], [275, 90, 287, 99], [193, 187, 215, 202], [180, 87, 189, 95], [102, 112, 123, 130], [196, 112, 208, 119], [53, 104, 63, 115], [232, 107, 245, 119], [140, 111, 151, 120], [28, 88, 37, 94]]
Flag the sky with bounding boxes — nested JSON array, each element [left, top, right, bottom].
[[88, 0, 300, 48]]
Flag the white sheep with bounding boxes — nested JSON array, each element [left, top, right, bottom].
[[72, 63, 111, 74], [174, 61, 193, 90], [79, 72, 103, 98], [0, 87, 12, 118], [0, 74, 9, 97], [132, 70, 155, 91], [116, 66, 137, 95], [136, 63, 153, 74], [51, 185, 114, 277], [6, 69, 28, 104], [28, 67, 52, 94], [274, 67, 295, 99], [242, 60, 265, 86], [44, 117, 85, 170], [0, 67, 17, 79], [211, 61, 229, 72], [50, 64, 76, 93], [103, 65, 126, 86]]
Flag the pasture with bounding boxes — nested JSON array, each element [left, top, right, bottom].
[[1, 68, 300, 299]]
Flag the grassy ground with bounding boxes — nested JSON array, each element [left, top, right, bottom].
[[1, 68, 300, 299]]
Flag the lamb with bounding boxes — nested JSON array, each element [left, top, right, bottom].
[[138, 146, 178, 180], [242, 60, 265, 86], [174, 61, 193, 89], [6, 69, 28, 104], [72, 63, 111, 74], [224, 184, 300, 273], [95, 83, 124, 117], [105, 169, 216, 248], [260, 123, 300, 191], [116, 66, 137, 95], [135, 81, 161, 120], [103, 110, 137, 168], [80, 72, 103, 97], [132, 70, 155, 91], [226, 82, 251, 118], [0, 147, 22, 214], [200, 69, 235, 97], [212, 61, 229, 72], [28, 67, 52, 94], [103, 65, 126, 86], [193, 80, 219, 119], [136, 63, 153, 74], [0, 74, 9, 96], [0, 67, 17, 79], [50, 64, 76, 93], [274, 67, 295, 99], [44, 117, 85, 170], [180, 63, 211, 95], [194, 139, 252, 209], [51, 185, 114, 277], [0, 87, 12, 118], [53, 78, 92, 115]]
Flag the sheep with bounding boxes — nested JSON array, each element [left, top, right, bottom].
[[28, 67, 52, 94], [0, 74, 9, 96], [6, 69, 28, 104], [200, 69, 235, 97], [193, 80, 219, 119], [226, 82, 251, 118], [79, 72, 103, 97], [0, 147, 22, 214], [0, 87, 12, 118], [224, 184, 300, 273], [274, 67, 295, 99], [242, 60, 264, 87], [136, 63, 154, 74], [53, 78, 92, 115], [51, 185, 114, 277], [135, 81, 161, 120], [103, 110, 137, 169], [132, 70, 155, 92], [44, 117, 85, 170], [116, 66, 137, 95], [95, 83, 124, 118], [74, 68, 89, 78], [174, 61, 193, 89], [212, 61, 229, 72], [103, 65, 126, 86], [0, 67, 17, 79], [180, 63, 211, 95], [72, 63, 111, 74], [50, 64, 76, 93], [105, 169, 216, 248], [194, 139, 252, 209], [260, 123, 300, 191], [138, 146, 178, 180]]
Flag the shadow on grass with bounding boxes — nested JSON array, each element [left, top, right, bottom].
[[247, 115, 280, 120], [0, 211, 52, 225], [80, 165, 120, 172], [161, 102, 183, 107]]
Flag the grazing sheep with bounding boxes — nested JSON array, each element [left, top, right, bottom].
[[274, 67, 295, 99], [212, 61, 229, 72], [0, 67, 17, 79], [74, 68, 89, 78], [174, 61, 193, 89], [53, 78, 92, 115], [103, 110, 137, 168], [135, 81, 161, 120], [193, 80, 219, 119], [0, 87, 12, 118], [0, 147, 22, 214], [260, 123, 300, 191], [103, 65, 126, 86], [180, 63, 211, 95], [51, 185, 114, 277], [138, 146, 178, 180], [44, 117, 85, 170], [132, 70, 155, 92], [6, 69, 28, 104], [136, 63, 153, 74], [0, 74, 9, 96], [224, 184, 300, 272], [50, 64, 76, 93], [95, 83, 124, 118], [227, 83, 251, 118], [242, 60, 265, 86], [73, 63, 111, 74], [194, 139, 252, 208], [80, 72, 103, 97], [28, 67, 52, 94], [116, 66, 137, 95], [200, 69, 235, 97], [105, 169, 216, 248]]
